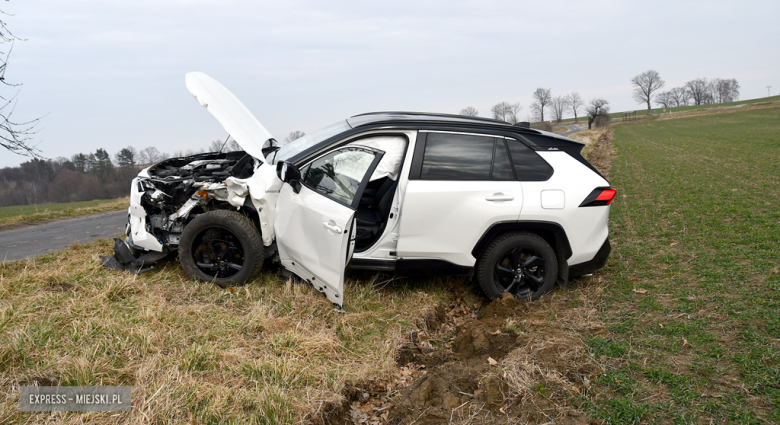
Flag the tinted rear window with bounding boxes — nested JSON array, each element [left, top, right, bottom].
[[421, 133, 494, 180], [506, 139, 553, 181]]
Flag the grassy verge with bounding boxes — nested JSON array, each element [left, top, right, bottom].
[[0, 198, 129, 228], [0, 240, 450, 423], [586, 107, 780, 423]]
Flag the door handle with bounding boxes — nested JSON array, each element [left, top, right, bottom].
[[323, 221, 343, 234], [485, 193, 514, 202]]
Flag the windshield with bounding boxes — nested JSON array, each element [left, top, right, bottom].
[[272, 120, 352, 163]]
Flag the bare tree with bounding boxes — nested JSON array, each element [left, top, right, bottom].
[[669, 87, 691, 107], [567, 92, 584, 123], [714, 78, 740, 103], [586, 98, 610, 129], [530, 88, 552, 122], [490, 102, 521, 124], [208, 139, 225, 152], [138, 146, 166, 164], [685, 78, 709, 105], [0, 7, 44, 158], [491, 102, 509, 122], [505, 102, 521, 124], [655, 91, 674, 109], [550, 95, 568, 124], [459, 106, 478, 116], [631, 70, 665, 114], [283, 131, 306, 145]]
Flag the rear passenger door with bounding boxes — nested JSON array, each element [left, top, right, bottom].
[[396, 131, 523, 267]]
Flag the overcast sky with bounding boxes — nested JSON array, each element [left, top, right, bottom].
[[1, 0, 778, 168]]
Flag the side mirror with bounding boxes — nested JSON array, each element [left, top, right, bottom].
[[276, 161, 301, 183], [276, 160, 303, 194]]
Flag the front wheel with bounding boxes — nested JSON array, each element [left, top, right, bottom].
[[476, 232, 558, 301], [179, 210, 264, 288]]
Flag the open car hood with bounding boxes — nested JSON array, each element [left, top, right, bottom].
[[185, 72, 273, 160]]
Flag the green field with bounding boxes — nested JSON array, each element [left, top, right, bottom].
[[561, 96, 780, 124], [0, 199, 122, 219], [588, 107, 780, 423], [0, 198, 128, 226]]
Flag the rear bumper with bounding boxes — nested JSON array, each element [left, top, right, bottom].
[[569, 238, 610, 277]]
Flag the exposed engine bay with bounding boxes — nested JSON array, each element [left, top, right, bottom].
[[137, 151, 254, 246], [101, 149, 278, 273]]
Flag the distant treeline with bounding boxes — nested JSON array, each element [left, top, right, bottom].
[[0, 132, 313, 208], [0, 141, 235, 207]]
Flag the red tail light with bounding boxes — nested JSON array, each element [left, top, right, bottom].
[[579, 187, 616, 207]]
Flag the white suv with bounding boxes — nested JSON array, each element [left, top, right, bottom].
[[106, 73, 615, 309]]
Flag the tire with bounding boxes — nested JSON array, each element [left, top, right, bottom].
[[178, 210, 264, 288], [476, 232, 558, 301]]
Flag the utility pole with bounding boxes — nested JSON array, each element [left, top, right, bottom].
[[768, 86, 772, 97]]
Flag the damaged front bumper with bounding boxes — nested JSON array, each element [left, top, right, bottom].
[[102, 151, 281, 274]]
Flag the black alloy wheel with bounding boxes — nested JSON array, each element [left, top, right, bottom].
[[477, 232, 558, 301], [179, 210, 264, 287], [191, 226, 245, 279], [493, 246, 546, 299]]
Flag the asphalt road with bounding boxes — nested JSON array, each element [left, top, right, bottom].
[[0, 210, 127, 263], [561, 123, 585, 136]]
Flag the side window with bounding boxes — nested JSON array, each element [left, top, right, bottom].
[[491, 139, 515, 180], [420, 133, 494, 180], [506, 139, 554, 181], [302, 147, 379, 205]]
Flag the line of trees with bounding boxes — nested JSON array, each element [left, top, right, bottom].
[[631, 70, 740, 111], [0, 141, 235, 207], [460, 89, 609, 129], [0, 130, 308, 208], [655, 78, 740, 108]]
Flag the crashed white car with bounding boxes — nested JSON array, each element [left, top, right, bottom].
[[106, 72, 615, 309]]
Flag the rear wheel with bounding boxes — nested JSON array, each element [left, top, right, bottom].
[[477, 232, 557, 301], [179, 210, 264, 288]]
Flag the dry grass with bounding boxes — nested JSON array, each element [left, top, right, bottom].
[[0, 198, 129, 229], [0, 238, 449, 423]]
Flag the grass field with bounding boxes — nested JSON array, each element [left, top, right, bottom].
[[0, 242, 450, 423], [1, 107, 778, 423], [0, 198, 128, 227], [588, 107, 780, 423]]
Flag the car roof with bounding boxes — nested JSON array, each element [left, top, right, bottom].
[[347, 111, 534, 129], [346, 111, 581, 144]]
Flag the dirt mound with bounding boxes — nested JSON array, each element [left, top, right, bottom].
[[323, 282, 608, 425], [389, 286, 606, 424]]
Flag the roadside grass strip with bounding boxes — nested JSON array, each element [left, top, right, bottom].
[[0, 198, 129, 228], [0, 241, 448, 423]]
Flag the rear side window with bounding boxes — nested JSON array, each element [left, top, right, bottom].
[[420, 133, 494, 180], [506, 139, 554, 181]]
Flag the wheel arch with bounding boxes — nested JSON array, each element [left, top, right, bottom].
[[472, 221, 572, 288]]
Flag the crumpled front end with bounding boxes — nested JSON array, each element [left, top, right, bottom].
[[102, 150, 281, 273]]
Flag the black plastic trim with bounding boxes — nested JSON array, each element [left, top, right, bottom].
[[569, 238, 611, 277], [408, 131, 427, 180], [348, 258, 396, 271], [395, 259, 473, 277], [471, 221, 573, 260]]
